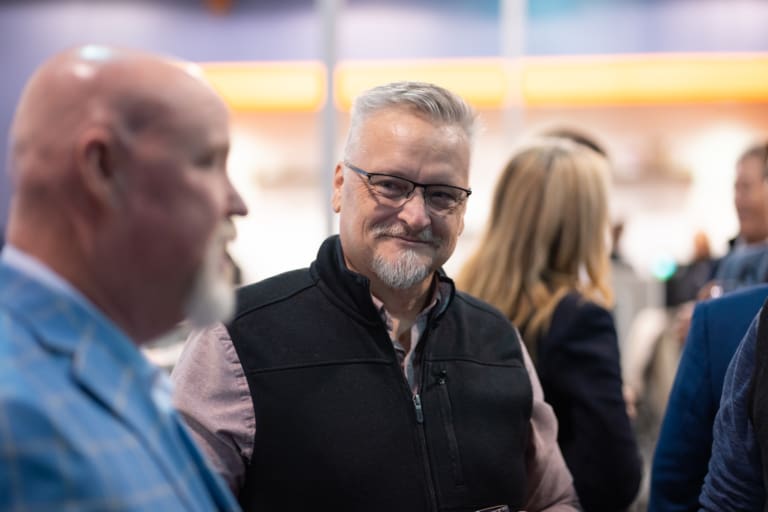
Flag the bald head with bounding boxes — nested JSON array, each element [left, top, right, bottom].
[[6, 45, 247, 342], [10, 46, 221, 197]]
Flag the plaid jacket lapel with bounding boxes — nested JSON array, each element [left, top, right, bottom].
[[0, 263, 205, 511]]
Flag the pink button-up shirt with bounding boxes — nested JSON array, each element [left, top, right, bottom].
[[371, 282, 446, 393]]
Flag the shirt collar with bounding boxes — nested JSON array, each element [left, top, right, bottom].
[[1, 243, 103, 318], [370, 276, 450, 323], [1, 244, 166, 393]]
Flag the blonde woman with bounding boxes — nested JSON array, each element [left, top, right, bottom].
[[457, 138, 641, 511]]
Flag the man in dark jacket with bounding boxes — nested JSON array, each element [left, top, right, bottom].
[[172, 81, 579, 511]]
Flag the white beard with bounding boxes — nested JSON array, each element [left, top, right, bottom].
[[369, 223, 440, 289], [183, 222, 237, 328], [372, 248, 431, 289]]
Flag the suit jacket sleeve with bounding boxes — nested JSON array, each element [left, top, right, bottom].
[[538, 296, 642, 511], [650, 300, 715, 511]]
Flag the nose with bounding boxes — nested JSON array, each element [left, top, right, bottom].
[[226, 175, 249, 217], [398, 187, 431, 231]]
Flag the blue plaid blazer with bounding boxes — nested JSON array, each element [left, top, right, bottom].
[[0, 261, 240, 511]]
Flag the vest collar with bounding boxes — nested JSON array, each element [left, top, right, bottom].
[[310, 235, 455, 324]]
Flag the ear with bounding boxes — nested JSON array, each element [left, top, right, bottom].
[[75, 128, 123, 211], [331, 162, 344, 213]]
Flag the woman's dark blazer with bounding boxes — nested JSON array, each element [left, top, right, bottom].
[[536, 292, 642, 512]]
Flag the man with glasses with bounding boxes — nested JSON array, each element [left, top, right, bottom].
[[172, 81, 579, 511]]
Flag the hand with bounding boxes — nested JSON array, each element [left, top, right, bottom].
[[671, 302, 694, 346], [623, 384, 638, 421]]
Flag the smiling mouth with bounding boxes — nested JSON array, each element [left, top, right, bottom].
[[371, 223, 441, 247], [383, 234, 437, 248]]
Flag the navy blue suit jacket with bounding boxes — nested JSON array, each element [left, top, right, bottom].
[[650, 283, 768, 511]]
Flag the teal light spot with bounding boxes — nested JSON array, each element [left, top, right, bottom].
[[651, 257, 677, 281]]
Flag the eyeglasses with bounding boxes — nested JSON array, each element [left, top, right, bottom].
[[344, 161, 471, 214]]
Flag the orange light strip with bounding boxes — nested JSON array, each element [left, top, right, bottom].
[[201, 53, 768, 112], [334, 58, 510, 109], [522, 53, 768, 106], [201, 61, 326, 112]]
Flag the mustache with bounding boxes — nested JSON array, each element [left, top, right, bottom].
[[215, 219, 237, 245], [371, 223, 441, 245]]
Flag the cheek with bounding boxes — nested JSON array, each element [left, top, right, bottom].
[[171, 185, 219, 229], [344, 188, 382, 234], [456, 214, 465, 237], [438, 216, 462, 240], [183, 172, 231, 221], [148, 187, 221, 257]]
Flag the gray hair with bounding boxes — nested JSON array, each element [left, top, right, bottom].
[[344, 81, 477, 158]]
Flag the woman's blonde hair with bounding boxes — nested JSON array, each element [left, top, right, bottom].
[[456, 137, 613, 353]]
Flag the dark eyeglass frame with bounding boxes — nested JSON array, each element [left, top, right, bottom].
[[344, 161, 472, 213]]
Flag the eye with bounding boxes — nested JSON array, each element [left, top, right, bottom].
[[370, 176, 411, 198], [427, 187, 461, 208], [194, 142, 229, 170], [195, 152, 217, 168]]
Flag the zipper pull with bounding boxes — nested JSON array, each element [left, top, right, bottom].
[[413, 393, 424, 423]]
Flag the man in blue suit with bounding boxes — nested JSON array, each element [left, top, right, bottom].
[[0, 46, 248, 510], [649, 283, 768, 511]]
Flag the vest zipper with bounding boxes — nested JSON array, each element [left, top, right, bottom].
[[413, 393, 424, 423], [413, 395, 439, 511], [417, 322, 439, 511], [378, 314, 439, 510]]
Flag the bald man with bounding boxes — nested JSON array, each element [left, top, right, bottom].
[[0, 46, 247, 511]]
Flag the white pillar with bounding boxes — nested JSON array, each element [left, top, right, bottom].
[[318, 0, 342, 236], [499, 0, 526, 136]]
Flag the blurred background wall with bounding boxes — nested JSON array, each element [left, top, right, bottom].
[[1, 0, 768, 286]]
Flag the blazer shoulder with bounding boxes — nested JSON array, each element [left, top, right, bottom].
[[541, 293, 615, 351], [552, 292, 612, 329], [0, 313, 66, 400], [696, 284, 768, 345], [706, 283, 768, 311]]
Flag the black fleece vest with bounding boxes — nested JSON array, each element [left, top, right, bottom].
[[228, 236, 532, 512]]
